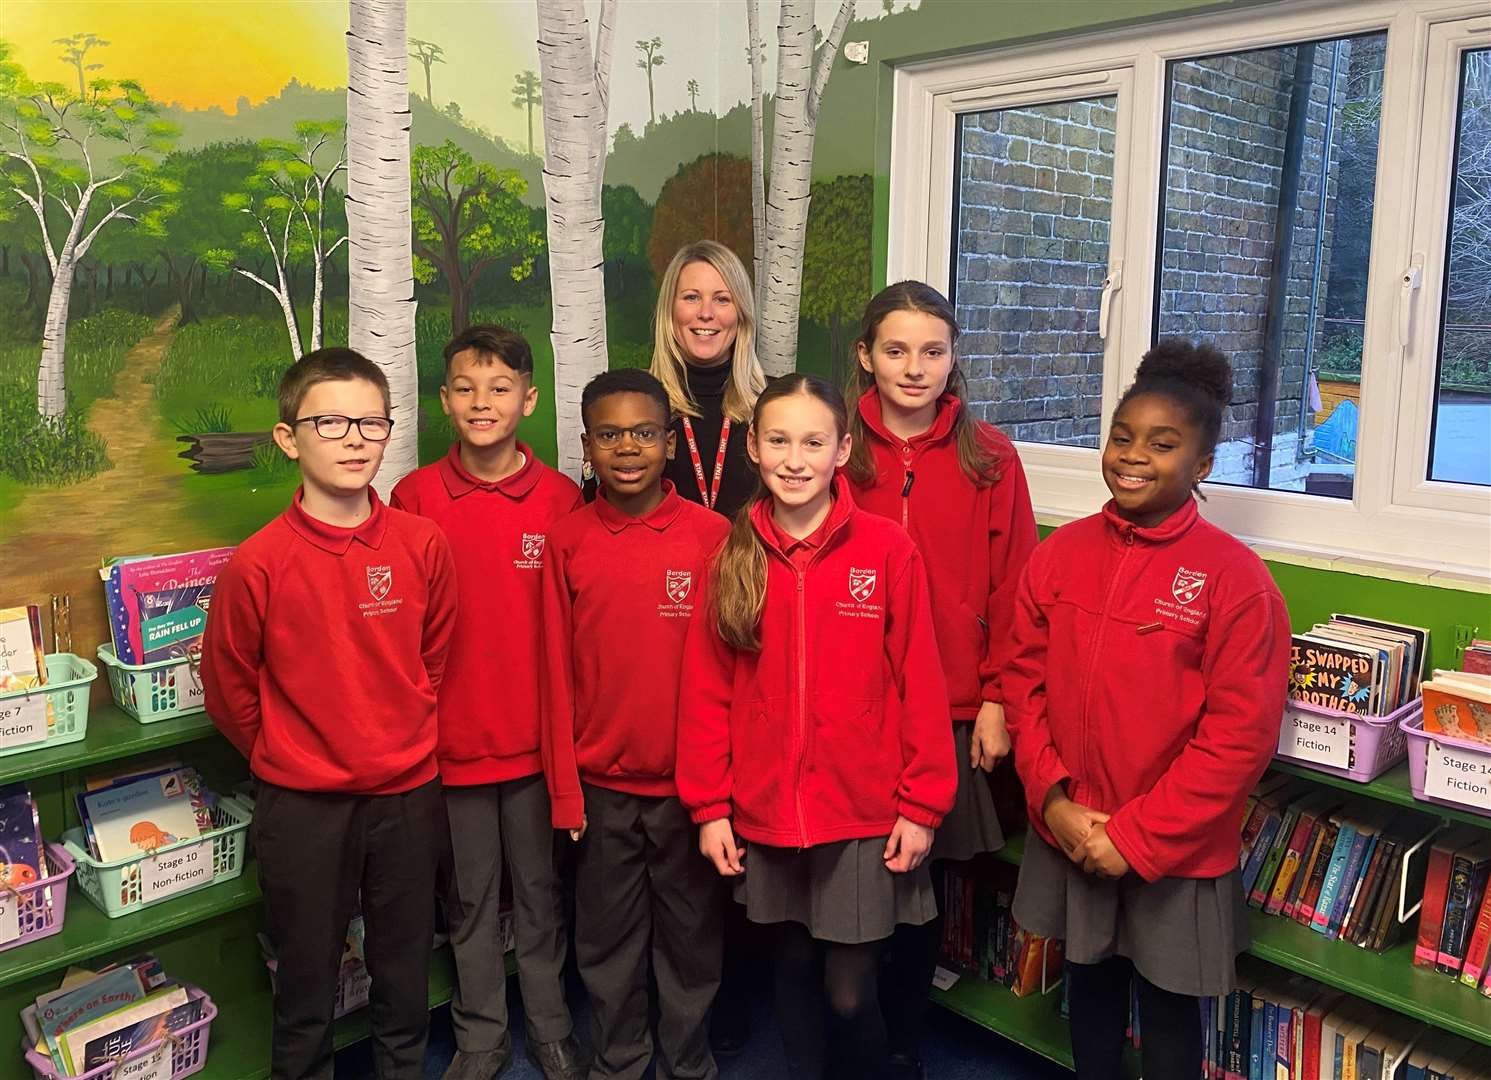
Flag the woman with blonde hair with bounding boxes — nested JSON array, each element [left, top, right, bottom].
[[649, 240, 767, 519]]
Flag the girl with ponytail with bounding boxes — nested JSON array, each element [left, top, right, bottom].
[[676, 374, 957, 1080], [846, 281, 1039, 1078]]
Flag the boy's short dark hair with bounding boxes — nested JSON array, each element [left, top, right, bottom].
[[443, 325, 534, 379], [581, 369, 671, 429], [277, 348, 391, 424]]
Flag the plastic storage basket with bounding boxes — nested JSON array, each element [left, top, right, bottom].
[[0, 844, 74, 954], [0, 654, 96, 759], [1274, 697, 1418, 782], [1402, 713, 1491, 819], [22, 984, 217, 1080], [96, 645, 206, 724], [62, 798, 252, 919]]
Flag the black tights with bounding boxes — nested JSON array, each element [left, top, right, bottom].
[[878, 861, 945, 1060], [1065, 955, 1202, 1080], [773, 922, 887, 1080]]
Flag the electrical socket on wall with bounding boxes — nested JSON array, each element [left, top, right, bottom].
[[1454, 624, 1479, 663]]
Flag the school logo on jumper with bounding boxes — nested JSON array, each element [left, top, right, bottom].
[[848, 567, 877, 603], [1171, 566, 1208, 606], [521, 533, 546, 560], [367, 565, 393, 602], [666, 569, 692, 604]]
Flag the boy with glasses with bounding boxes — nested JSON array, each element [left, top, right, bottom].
[[540, 369, 729, 1080], [203, 347, 457, 1080], [392, 326, 584, 1080]]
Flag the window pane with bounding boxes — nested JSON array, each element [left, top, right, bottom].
[[1429, 47, 1491, 487], [1155, 34, 1385, 498], [951, 96, 1117, 448]]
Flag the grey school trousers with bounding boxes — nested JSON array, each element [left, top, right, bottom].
[[575, 783, 721, 1080], [444, 774, 573, 1049]]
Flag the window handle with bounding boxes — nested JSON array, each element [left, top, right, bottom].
[[1099, 262, 1123, 341], [1398, 254, 1424, 351]]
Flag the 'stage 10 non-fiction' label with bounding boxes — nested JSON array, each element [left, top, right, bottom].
[[0, 696, 46, 750], [141, 840, 212, 903], [1276, 709, 1350, 770], [1424, 740, 1491, 811]]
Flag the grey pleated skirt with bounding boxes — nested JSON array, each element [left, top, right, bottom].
[[931, 722, 1006, 862], [1012, 831, 1248, 997], [733, 837, 939, 945]]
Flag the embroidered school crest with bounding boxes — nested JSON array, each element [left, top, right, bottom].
[[521, 533, 546, 561], [1171, 566, 1208, 606], [666, 570, 692, 603], [848, 567, 877, 603], [367, 565, 393, 602]]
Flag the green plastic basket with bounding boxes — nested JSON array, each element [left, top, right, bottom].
[[96, 644, 206, 723], [62, 796, 252, 919], [0, 653, 95, 758]]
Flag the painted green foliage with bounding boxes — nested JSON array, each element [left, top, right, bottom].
[[801, 173, 873, 381]]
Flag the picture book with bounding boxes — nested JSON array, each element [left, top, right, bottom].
[[36, 964, 152, 1065], [1289, 634, 1381, 715], [0, 782, 46, 888], [1331, 614, 1430, 687], [79, 767, 213, 861], [1421, 673, 1491, 745], [0, 604, 46, 692], [58, 984, 190, 1076], [100, 548, 233, 665]]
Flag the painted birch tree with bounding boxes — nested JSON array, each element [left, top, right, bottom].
[[752, 0, 854, 375], [348, 0, 420, 494], [0, 45, 178, 418], [746, 6, 767, 319], [536, 0, 616, 478]]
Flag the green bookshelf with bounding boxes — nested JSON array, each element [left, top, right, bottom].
[[930, 975, 1073, 1069], [0, 705, 220, 787], [1270, 759, 1491, 833]]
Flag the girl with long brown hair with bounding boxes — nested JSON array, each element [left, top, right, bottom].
[[845, 281, 1038, 1078], [676, 374, 957, 1080]]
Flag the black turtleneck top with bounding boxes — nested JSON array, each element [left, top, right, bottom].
[[662, 360, 757, 519]]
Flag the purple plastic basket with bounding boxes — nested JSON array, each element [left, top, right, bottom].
[[23, 985, 217, 1080], [1, 844, 74, 954], [1274, 697, 1418, 782], [1402, 713, 1491, 819]]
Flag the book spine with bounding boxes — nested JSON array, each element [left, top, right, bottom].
[[1249, 999, 1265, 1080], [1313, 826, 1358, 934], [1268, 814, 1317, 915], [1327, 830, 1374, 938], [1262, 1002, 1277, 1080], [1459, 870, 1491, 987], [1243, 813, 1285, 898], [1298, 823, 1339, 926], [1349, 840, 1393, 947], [1274, 1006, 1290, 1080], [1416, 844, 1456, 967], [1228, 990, 1245, 1080], [1302, 1010, 1321, 1080], [1286, 823, 1328, 921], [1241, 797, 1268, 863], [1436, 853, 1480, 973], [1368, 851, 1404, 952], [1253, 810, 1299, 908]]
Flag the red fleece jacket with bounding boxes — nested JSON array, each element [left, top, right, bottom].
[[202, 489, 457, 794], [392, 443, 579, 784], [851, 389, 1038, 716], [677, 477, 958, 848], [540, 483, 730, 829], [1004, 498, 1291, 881]]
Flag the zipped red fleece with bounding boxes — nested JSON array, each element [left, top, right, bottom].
[[851, 389, 1038, 716], [540, 483, 730, 830], [677, 476, 957, 847], [391, 443, 580, 785], [1004, 498, 1290, 881], [203, 489, 458, 794]]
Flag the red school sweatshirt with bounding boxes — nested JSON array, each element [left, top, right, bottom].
[[677, 476, 958, 848], [540, 482, 730, 830], [202, 488, 458, 794], [851, 389, 1039, 716], [1003, 498, 1291, 882], [391, 443, 580, 785]]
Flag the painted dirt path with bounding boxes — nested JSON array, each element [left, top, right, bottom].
[[2, 305, 228, 655]]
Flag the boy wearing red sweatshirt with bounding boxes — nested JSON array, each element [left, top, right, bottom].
[[392, 326, 583, 1080], [541, 369, 729, 1080], [203, 348, 457, 1080]]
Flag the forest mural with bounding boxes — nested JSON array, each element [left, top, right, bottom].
[[0, 0, 903, 670]]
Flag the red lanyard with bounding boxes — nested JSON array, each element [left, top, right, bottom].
[[682, 416, 731, 511]]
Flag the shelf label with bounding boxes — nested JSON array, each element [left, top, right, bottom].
[[1277, 708, 1350, 769], [0, 696, 47, 750], [0, 891, 19, 944], [141, 840, 212, 904], [115, 1041, 171, 1080], [931, 965, 961, 991], [1424, 740, 1491, 811], [179, 669, 205, 710]]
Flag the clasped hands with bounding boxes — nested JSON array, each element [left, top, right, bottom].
[[1042, 784, 1129, 879]]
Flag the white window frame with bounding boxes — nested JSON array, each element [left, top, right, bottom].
[[888, 0, 1491, 582]]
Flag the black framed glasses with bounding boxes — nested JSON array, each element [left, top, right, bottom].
[[292, 414, 395, 442], [588, 424, 664, 449]]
